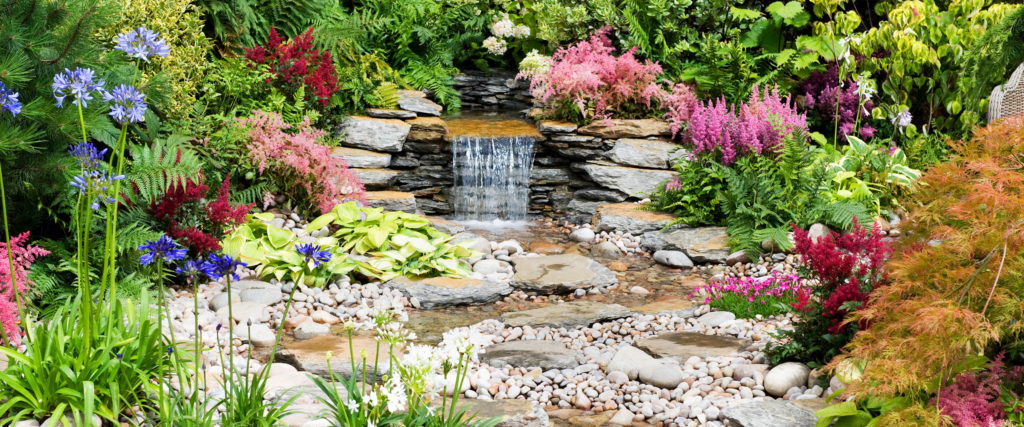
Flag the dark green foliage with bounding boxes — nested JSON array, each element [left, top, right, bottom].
[[126, 139, 204, 203], [194, 0, 327, 48], [958, 6, 1024, 125], [642, 157, 727, 227]]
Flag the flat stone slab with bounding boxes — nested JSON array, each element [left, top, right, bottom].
[[606, 138, 682, 169], [593, 203, 677, 235], [365, 191, 417, 213], [577, 119, 671, 138], [384, 276, 512, 309], [407, 116, 448, 132], [630, 298, 701, 318], [500, 301, 630, 329], [336, 116, 409, 153], [480, 340, 580, 370], [352, 168, 399, 190], [580, 164, 676, 197], [398, 95, 443, 116], [277, 335, 401, 381], [332, 147, 392, 169], [441, 399, 549, 427], [721, 400, 821, 427], [426, 216, 465, 235], [537, 120, 578, 134], [510, 254, 617, 293], [642, 226, 731, 264], [635, 332, 751, 364], [366, 108, 417, 119]]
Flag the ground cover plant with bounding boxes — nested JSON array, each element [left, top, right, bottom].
[[692, 273, 806, 319]]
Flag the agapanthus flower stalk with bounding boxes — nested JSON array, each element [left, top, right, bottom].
[[0, 83, 21, 117], [138, 234, 187, 266], [114, 26, 171, 61], [103, 84, 147, 124], [52, 68, 105, 108]]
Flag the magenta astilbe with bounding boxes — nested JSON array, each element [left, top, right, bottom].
[[0, 232, 49, 345], [685, 85, 807, 164], [237, 111, 366, 213], [930, 352, 1024, 426]]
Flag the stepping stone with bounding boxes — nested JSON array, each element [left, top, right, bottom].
[[510, 254, 618, 294], [528, 240, 565, 255], [336, 116, 409, 152], [425, 216, 465, 235], [592, 203, 677, 235], [383, 276, 512, 309], [276, 335, 401, 381], [332, 147, 392, 169], [642, 226, 731, 264], [365, 191, 417, 213], [580, 164, 676, 197], [630, 297, 701, 318], [480, 340, 581, 370], [721, 400, 822, 427], [365, 108, 417, 119], [499, 301, 630, 329], [439, 399, 548, 427], [352, 168, 399, 190], [606, 138, 683, 169], [576, 119, 671, 138], [635, 332, 751, 364]]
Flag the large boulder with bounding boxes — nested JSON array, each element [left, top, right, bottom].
[[499, 301, 630, 329], [480, 340, 581, 370], [384, 276, 512, 309], [332, 147, 392, 169], [606, 139, 683, 169], [722, 400, 820, 427], [577, 119, 671, 139], [580, 164, 675, 197], [336, 116, 410, 152], [635, 332, 751, 364], [764, 362, 812, 397], [592, 203, 676, 235], [642, 226, 730, 264], [510, 254, 618, 293], [364, 191, 417, 213]]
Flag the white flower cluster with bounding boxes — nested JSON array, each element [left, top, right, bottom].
[[483, 37, 508, 55], [439, 325, 491, 362], [518, 49, 551, 79], [491, 18, 515, 38]]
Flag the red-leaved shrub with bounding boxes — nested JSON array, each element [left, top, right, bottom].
[[150, 174, 253, 254], [0, 232, 48, 345], [244, 27, 338, 108]]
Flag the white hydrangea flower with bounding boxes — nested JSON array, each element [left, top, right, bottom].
[[482, 37, 508, 55], [512, 25, 531, 39], [491, 18, 515, 38]]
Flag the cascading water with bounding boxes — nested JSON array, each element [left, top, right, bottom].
[[451, 135, 536, 221]]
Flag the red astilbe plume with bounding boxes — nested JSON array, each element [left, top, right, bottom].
[[244, 27, 338, 107], [168, 222, 223, 254], [830, 115, 1024, 399], [930, 352, 1024, 427], [0, 233, 49, 346], [207, 175, 253, 227], [150, 174, 253, 254]]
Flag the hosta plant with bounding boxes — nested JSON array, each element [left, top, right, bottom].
[[826, 135, 921, 214], [305, 202, 477, 281]]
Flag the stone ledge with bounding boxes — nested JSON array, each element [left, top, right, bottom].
[[364, 191, 416, 213], [592, 203, 676, 235]]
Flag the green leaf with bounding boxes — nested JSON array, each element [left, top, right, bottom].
[[407, 237, 436, 253], [266, 226, 294, 248], [730, 6, 762, 21], [767, 1, 805, 19], [366, 228, 388, 249], [815, 401, 861, 426], [304, 213, 337, 234]]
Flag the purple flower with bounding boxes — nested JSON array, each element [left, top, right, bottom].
[[70, 169, 124, 210], [205, 253, 247, 281], [0, 82, 21, 117], [138, 234, 187, 265], [176, 259, 215, 281], [115, 26, 170, 61], [68, 142, 108, 170], [52, 68, 105, 108], [296, 243, 332, 267], [103, 85, 147, 124], [892, 108, 912, 128]]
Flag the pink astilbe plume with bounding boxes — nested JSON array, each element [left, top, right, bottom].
[[931, 352, 1024, 427], [0, 232, 49, 346], [238, 110, 366, 213]]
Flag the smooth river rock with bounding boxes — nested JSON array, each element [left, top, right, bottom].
[[653, 250, 693, 268], [499, 301, 630, 329], [642, 226, 731, 263], [336, 116, 410, 153], [480, 340, 581, 370], [510, 254, 618, 293], [384, 276, 512, 309], [765, 362, 812, 397]]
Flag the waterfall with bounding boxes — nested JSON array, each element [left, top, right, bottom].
[[451, 135, 537, 221]]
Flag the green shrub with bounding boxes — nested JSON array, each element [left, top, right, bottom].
[[642, 157, 727, 227]]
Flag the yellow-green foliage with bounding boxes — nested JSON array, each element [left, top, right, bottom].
[[98, 0, 212, 122]]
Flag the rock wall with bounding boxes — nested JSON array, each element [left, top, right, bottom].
[[453, 69, 533, 111], [333, 91, 685, 222]]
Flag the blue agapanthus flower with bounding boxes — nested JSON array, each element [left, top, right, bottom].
[[68, 142, 108, 170], [205, 253, 247, 282], [0, 82, 21, 117], [103, 85, 147, 124], [176, 259, 218, 281], [52, 68, 105, 108], [115, 26, 170, 61], [138, 235, 187, 266], [70, 169, 125, 210], [296, 243, 332, 267]]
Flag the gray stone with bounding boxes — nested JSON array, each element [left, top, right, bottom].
[[635, 332, 751, 364], [606, 139, 682, 169], [398, 96, 443, 116], [217, 302, 270, 323], [332, 147, 392, 169], [537, 120, 578, 134], [365, 108, 417, 119], [238, 323, 278, 347], [594, 241, 622, 259], [765, 362, 811, 397], [473, 259, 503, 275], [605, 345, 657, 380], [580, 164, 676, 197], [426, 216, 465, 235], [576, 119, 672, 139], [211, 292, 241, 311], [726, 250, 752, 266], [237, 281, 283, 305], [565, 199, 606, 218], [574, 188, 628, 202], [642, 226, 730, 264], [383, 276, 512, 309], [336, 116, 410, 152], [293, 321, 330, 340], [365, 191, 417, 213], [697, 311, 736, 327], [638, 362, 683, 389], [569, 228, 595, 242], [722, 400, 819, 427], [510, 254, 618, 293], [593, 203, 677, 235], [352, 169, 400, 190], [653, 250, 693, 268], [529, 168, 573, 185], [480, 340, 581, 370], [499, 301, 630, 329], [278, 336, 393, 381], [442, 399, 548, 427], [807, 223, 831, 243]]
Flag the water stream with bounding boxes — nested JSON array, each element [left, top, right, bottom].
[[451, 134, 536, 221]]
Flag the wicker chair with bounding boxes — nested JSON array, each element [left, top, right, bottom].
[[989, 62, 1024, 121]]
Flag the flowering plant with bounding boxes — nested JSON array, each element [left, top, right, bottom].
[[0, 233, 48, 346], [149, 173, 253, 254], [244, 27, 338, 112], [692, 273, 807, 319], [795, 63, 877, 142]]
